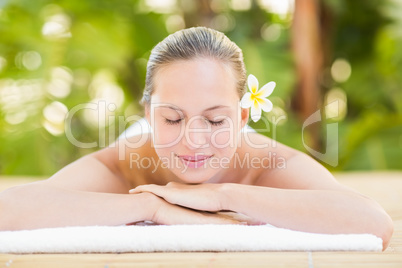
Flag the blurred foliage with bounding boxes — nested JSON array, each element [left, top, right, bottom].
[[321, 0, 402, 170], [0, 0, 401, 176]]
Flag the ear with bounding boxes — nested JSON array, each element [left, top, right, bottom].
[[240, 107, 249, 129]]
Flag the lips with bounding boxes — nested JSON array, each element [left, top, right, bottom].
[[178, 155, 213, 162], [176, 154, 213, 168]]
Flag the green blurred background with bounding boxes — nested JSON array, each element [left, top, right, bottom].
[[0, 0, 401, 176]]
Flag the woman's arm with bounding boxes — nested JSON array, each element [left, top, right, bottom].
[[0, 145, 242, 230], [0, 152, 153, 230], [0, 181, 240, 230], [131, 153, 394, 250], [0, 182, 156, 230], [221, 184, 393, 250], [229, 153, 394, 249]]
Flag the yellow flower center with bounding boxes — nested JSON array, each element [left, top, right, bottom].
[[250, 92, 262, 103], [250, 93, 256, 101]]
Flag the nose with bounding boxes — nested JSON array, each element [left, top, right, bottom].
[[182, 117, 210, 149]]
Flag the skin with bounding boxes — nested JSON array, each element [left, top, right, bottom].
[[0, 58, 393, 250]]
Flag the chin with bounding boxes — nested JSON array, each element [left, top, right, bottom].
[[171, 168, 217, 184]]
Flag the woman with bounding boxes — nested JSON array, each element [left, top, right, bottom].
[[0, 27, 393, 249]]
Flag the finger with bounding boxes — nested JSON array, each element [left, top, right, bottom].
[[129, 187, 144, 194], [129, 185, 170, 203], [129, 184, 159, 194]]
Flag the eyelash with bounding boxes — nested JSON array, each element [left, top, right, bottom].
[[164, 118, 224, 126]]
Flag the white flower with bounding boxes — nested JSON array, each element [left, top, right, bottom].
[[240, 74, 275, 122]]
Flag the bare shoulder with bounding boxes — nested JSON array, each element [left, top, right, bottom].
[[234, 132, 297, 184], [40, 134, 154, 193], [239, 132, 298, 159], [240, 132, 351, 191], [238, 132, 298, 170], [93, 132, 157, 187]]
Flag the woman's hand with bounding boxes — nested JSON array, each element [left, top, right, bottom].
[[129, 182, 227, 212], [139, 192, 244, 225]]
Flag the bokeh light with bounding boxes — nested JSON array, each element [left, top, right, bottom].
[[331, 58, 352, 83], [144, 0, 177, 13], [325, 88, 347, 121], [258, 0, 294, 15], [15, 51, 42, 71], [166, 15, 185, 33], [47, 67, 73, 99], [42, 101, 68, 136], [230, 0, 252, 11], [261, 23, 282, 42], [41, 4, 71, 40]]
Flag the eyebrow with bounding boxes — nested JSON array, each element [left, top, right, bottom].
[[158, 104, 230, 115]]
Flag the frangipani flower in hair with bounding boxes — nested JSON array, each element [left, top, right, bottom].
[[240, 74, 276, 122]]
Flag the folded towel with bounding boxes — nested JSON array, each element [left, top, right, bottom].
[[0, 224, 382, 253]]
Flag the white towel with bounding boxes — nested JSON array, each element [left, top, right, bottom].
[[0, 224, 382, 253]]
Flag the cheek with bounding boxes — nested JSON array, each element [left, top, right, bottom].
[[213, 131, 231, 146], [152, 122, 183, 147], [210, 126, 238, 152]]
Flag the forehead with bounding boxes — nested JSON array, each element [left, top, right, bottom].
[[152, 58, 239, 109]]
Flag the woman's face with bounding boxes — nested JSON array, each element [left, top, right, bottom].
[[145, 58, 249, 184]]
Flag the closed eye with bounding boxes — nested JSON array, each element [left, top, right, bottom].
[[163, 118, 224, 126], [209, 120, 224, 126], [164, 118, 183, 125]]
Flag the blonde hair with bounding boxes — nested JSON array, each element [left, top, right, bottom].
[[140, 27, 246, 107]]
